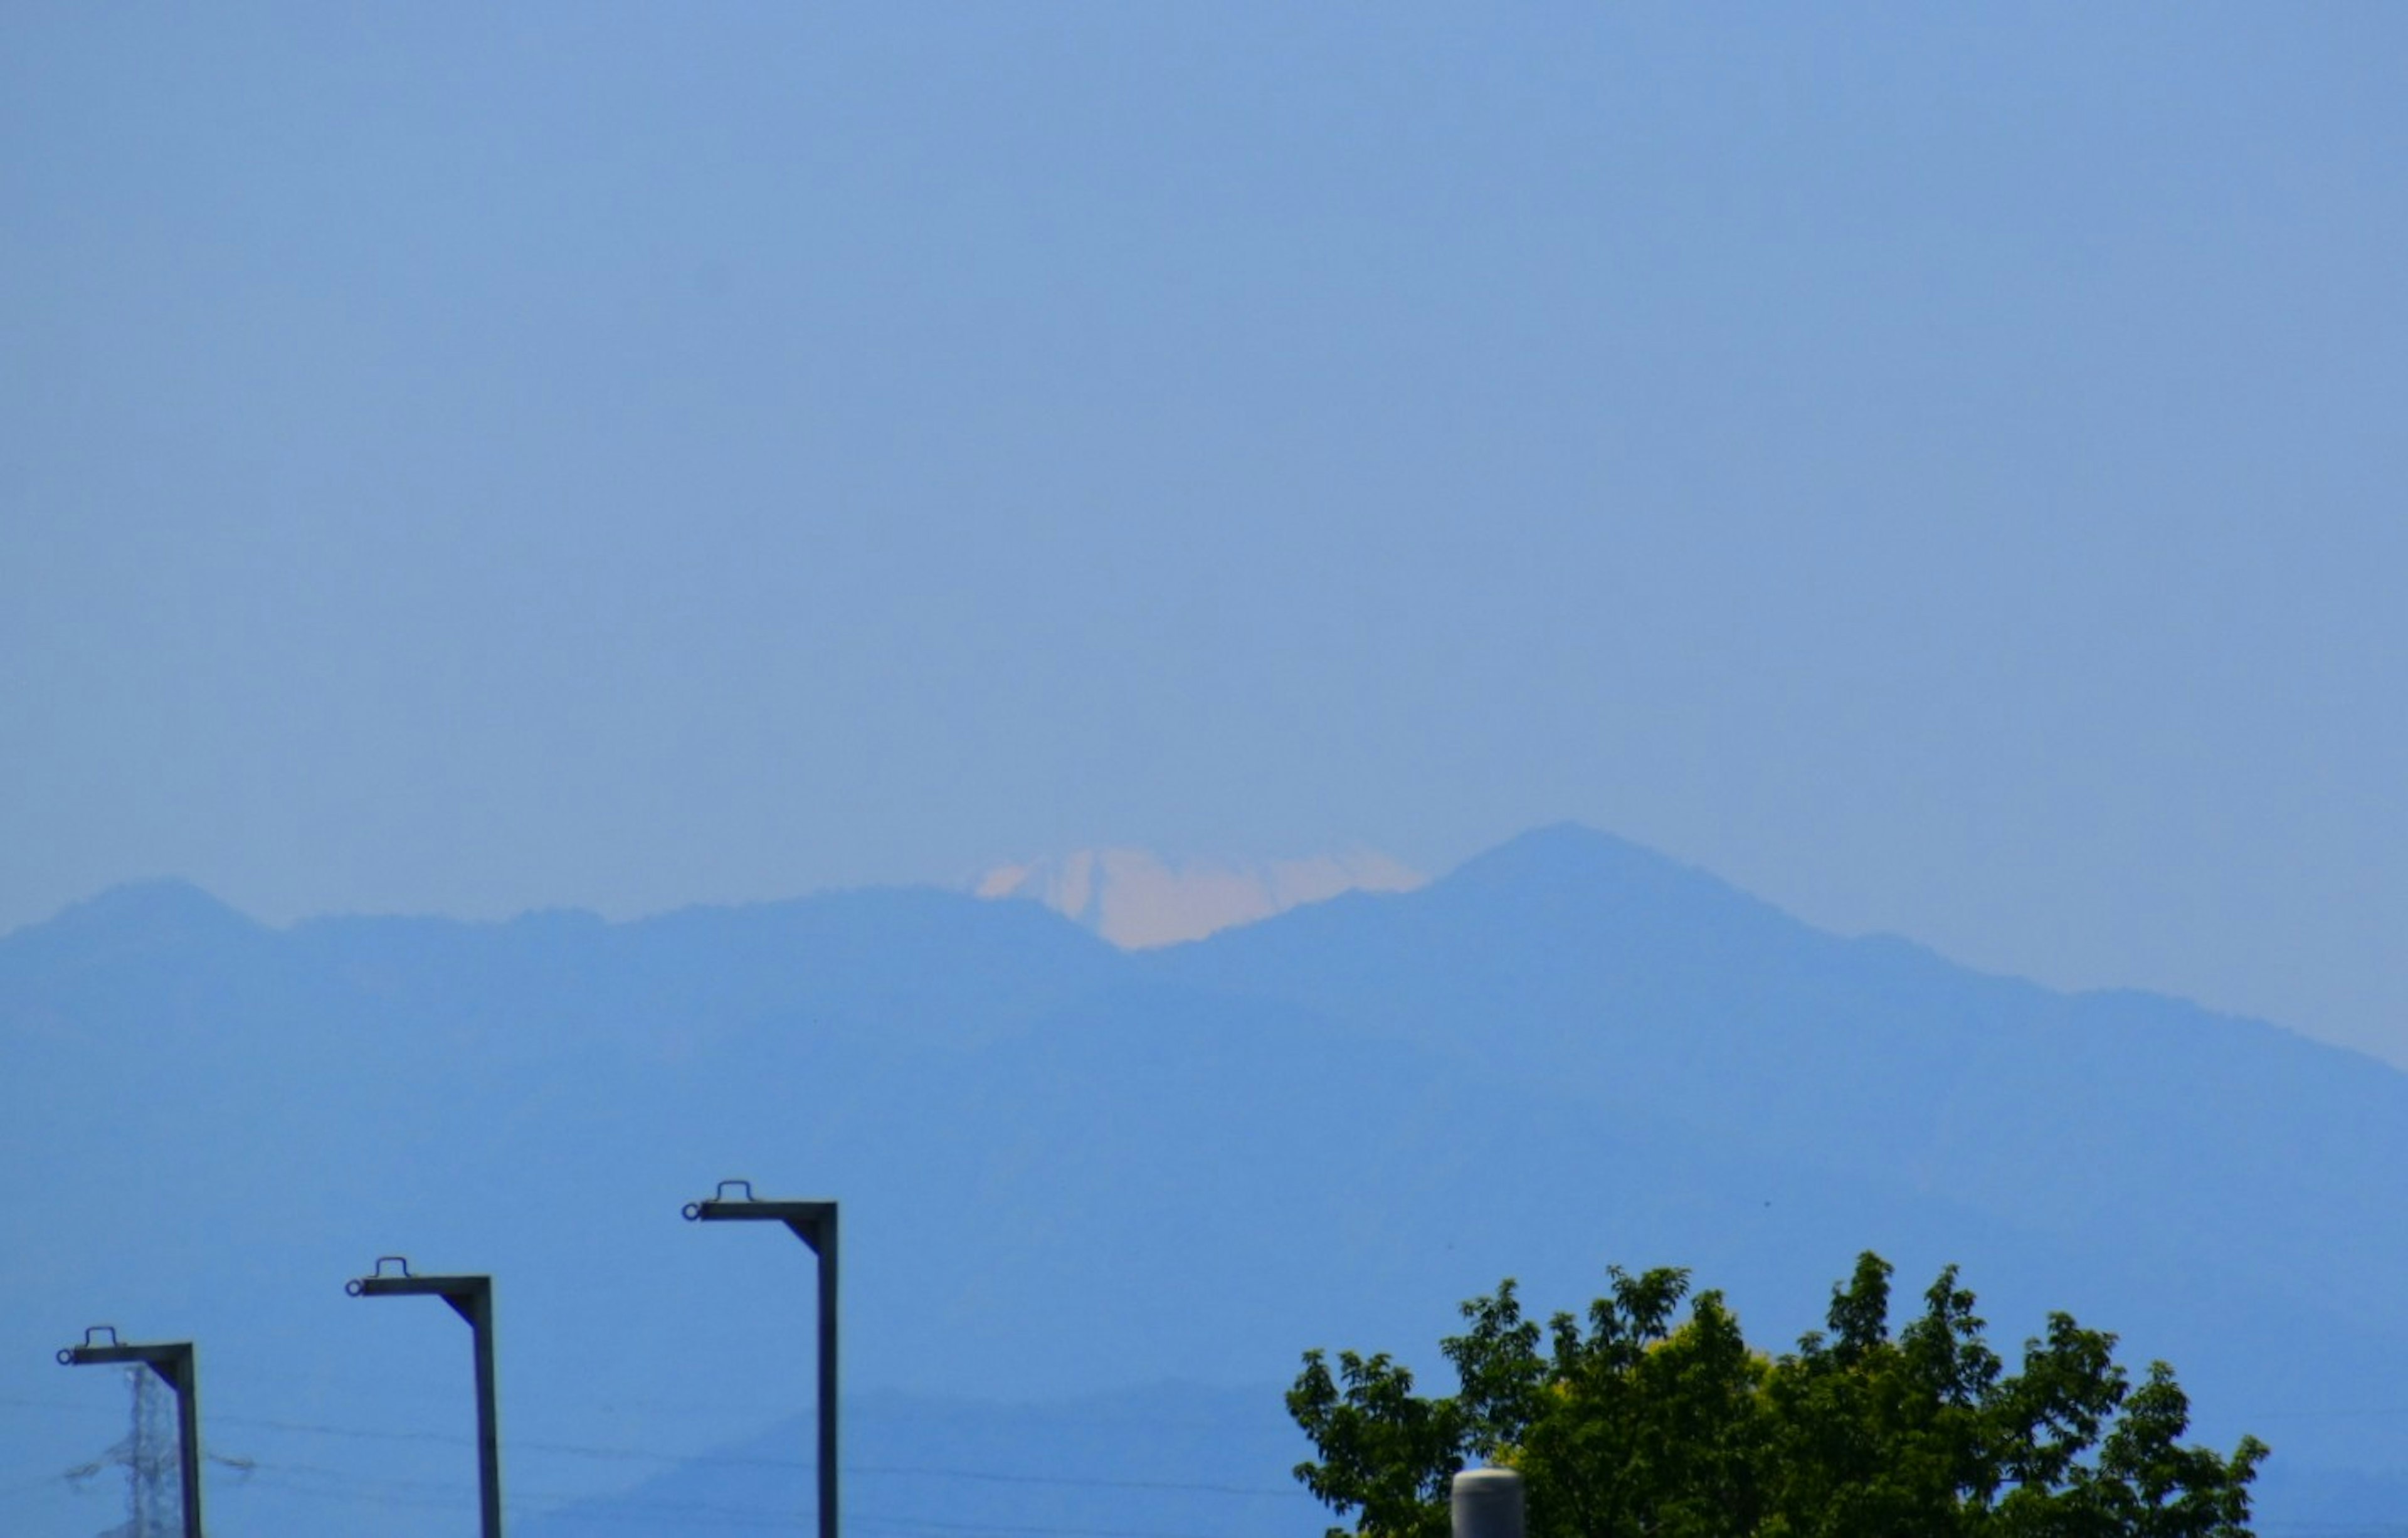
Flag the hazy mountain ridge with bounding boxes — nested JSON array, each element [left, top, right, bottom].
[[1150, 828, 2408, 1344], [3, 826, 2400, 1536], [517, 1383, 1320, 1538]]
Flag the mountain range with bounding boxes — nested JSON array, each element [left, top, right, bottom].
[[3, 824, 2400, 1537]]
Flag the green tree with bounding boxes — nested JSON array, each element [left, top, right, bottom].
[[1288, 1253, 2266, 1538]]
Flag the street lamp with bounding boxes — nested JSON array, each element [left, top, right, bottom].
[[347, 1257, 502, 1538], [58, 1326, 204, 1538], [684, 1179, 840, 1538]]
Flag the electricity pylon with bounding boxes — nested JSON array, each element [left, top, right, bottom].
[[65, 1364, 174, 1538], [63, 1356, 251, 1538]]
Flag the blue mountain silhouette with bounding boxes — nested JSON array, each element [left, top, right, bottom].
[[3, 824, 2399, 1535]]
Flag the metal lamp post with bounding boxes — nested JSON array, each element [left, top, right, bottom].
[[58, 1326, 204, 1538], [347, 1257, 502, 1538], [684, 1179, 839, 1538]]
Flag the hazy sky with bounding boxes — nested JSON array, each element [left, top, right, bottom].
[[8, 6, 2407, 1060]]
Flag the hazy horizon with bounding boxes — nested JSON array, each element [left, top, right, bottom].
[[30, 819, 2408, 1080], [11, 6, 2407, 1063]]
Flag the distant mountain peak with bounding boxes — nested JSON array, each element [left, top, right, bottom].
[[33, 878, 263, 942], [971, 848, 1425, 948], [1460, 820, 1684, 869], [1446, 823, 1769, 902], [54, 876, 256, 924]]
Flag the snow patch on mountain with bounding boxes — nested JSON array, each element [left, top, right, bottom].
[[972, 848, 1425, 947]]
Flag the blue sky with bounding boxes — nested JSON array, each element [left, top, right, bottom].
[[7, 4, 2407, 1059]]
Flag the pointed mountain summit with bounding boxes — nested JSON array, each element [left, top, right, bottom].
[[29, 877, 263, 943], [1444, 818, 1724, 884], [2, 878, 268, 984], [1146, 821, 1845, 1058], [1407, 821, 1812, 956]]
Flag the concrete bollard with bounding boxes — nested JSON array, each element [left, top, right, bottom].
[[1451, 1467, 1525, 1538]]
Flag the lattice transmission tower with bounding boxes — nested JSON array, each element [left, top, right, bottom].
[[65, 1366, 248, 1538], [65, 1364, 179, 1538]]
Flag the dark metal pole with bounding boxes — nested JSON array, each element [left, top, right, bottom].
[[462, 1284, 501, 1538], [58, 1329, 204, 1538], [172, 1349, 203, 1538], [348, 1260, 502, 1538], [685, 1181, 840, 1538], [815, 1209, 838, 1538]]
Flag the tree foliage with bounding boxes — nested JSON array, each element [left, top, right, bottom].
[[1289, 1254, 2266, 1538]]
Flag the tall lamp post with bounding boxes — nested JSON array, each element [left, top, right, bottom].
[[684, 1180, 839, 1538], [58, 1326, 204, 1538], [347, 1257, 503, 1538]]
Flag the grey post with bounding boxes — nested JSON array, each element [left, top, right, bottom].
[[685, 1180, 839, 1538], [1452, 1468, 1525, 1538], [347, 1258, 502, 1538], [58, 1327, 204, 1538]]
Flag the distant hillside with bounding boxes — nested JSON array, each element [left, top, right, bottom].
[[3, 826, 2400, 1537], [971, 846, 1423, 945], [517, 1383, 1318, 1538]]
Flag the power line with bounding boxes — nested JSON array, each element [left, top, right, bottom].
[[1, 1391, 1297, 1498], [23, 1402, 2390, 1538], [211, 1459, 1245, 1538], [228, 1413, 1292, 1497]]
